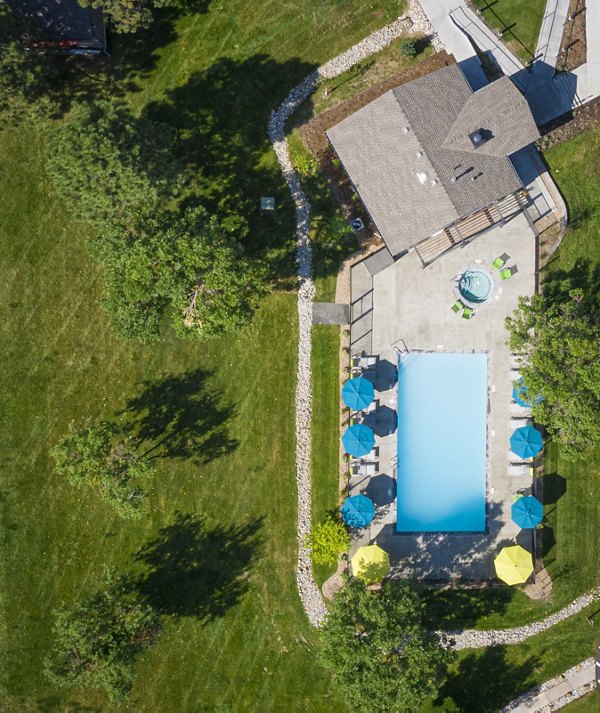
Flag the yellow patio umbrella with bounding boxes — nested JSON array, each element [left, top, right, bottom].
[[350, 544, 390, 584], [494, 545, 534, 585]]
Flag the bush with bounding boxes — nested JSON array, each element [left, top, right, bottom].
[[290, 142, 320, 177], [399, 38, 417, 58], [307, 517, 350, 566]]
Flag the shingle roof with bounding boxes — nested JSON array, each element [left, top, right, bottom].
[[6, 0, 106, 48], [327, 64, 539, 257]]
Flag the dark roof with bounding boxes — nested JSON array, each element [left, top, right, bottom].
[[6, 0, 106, 49], [327, 65, 539, 257]]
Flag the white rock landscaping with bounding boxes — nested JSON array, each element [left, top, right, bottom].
[[441, 586, 600, 650], [267, 1, 434, 626]]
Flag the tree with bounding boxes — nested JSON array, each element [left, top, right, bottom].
[[79, 0, 177, 34], [319, 579, 451, 713], [0, 1, 57, 124], [506, 289, 600, 458], [306, 517, 349, 566], [45, 570, 161, 704], [45, 101, 181, 226], [99, 206, 268, 342], [399, 38, 417, 58], [51, 421, 154, 518]]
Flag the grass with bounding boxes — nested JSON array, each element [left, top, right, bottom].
[[473, 0, 546, 62], [0, 127, 336, 711], [428, 603, 600, 711], [1, 0, 410, 708]]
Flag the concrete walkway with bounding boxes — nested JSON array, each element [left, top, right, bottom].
[[501, 658, 597, 711], [418, 0, 600, 124], [534, 0, 571, 80]]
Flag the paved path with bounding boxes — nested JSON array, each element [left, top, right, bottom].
[[501, 658, 596, 711], [534, 0, 571, 80], [419, 0, 488, 88], [419, 0, 600, 124]]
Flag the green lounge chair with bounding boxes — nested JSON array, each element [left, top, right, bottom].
[[500, 268, 512, 280], [451, 299, 464, 313], [462, 307, 473, 319], [492, 252, 510, 270]]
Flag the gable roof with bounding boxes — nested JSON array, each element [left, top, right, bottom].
[[327, 64, 539, 257]]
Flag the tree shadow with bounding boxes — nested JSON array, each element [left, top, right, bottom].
[[380, 508, 519, 629], [542, 473, 567, 505], [437, 645, 539, 711], [542, 257, 600, 315], [140, 53, 318, 279], [128, 512, 263, 622], [121, 368, 238, 464]]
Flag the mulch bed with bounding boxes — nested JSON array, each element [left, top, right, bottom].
[[557, 0, 587, 73], [300, 51, 455, 232]]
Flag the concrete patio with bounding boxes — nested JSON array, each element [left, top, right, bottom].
[[348, 211, 537, 580]]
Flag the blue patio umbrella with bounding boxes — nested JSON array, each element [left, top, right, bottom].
[[341, 494, 376, 528], [342, 376, 375, 411], [511, 495, 543, 528], [510, 425, 543, 459], [342, 423, 375, 457]]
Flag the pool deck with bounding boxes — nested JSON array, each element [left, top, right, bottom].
[[349, 212, 537, 580]]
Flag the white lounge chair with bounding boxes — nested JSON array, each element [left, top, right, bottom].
[[508, 463, 532, 477], [358, 462, 378, 476]]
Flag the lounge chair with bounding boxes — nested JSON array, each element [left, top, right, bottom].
[[462, 307, 474, 319], [508, 463, 530, 477], [500, 265, 518, 280], [358, 462, 378, 476], [492, 253, 510, 270], [451, 299, 465, 313]]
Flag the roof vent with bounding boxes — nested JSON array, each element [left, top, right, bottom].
[[417, 170, 429, 184], [430, 179, 438, 187], [403, 126, 411, 134], [469, 128, 492, 148], [416, 150, 423, 159]]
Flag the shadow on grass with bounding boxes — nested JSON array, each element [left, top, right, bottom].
[[542, 473, 567, 504], [34, 697, 101, 713], [129, 512, 263, 621], [542, 257, 600, 315], [437, 645, 539, 711], [121, 368, 238, 464], [47, 2, 214, 114], [421, 585, 514, 630], [141, 53, 318, 280], [473, 0, 536, 60]]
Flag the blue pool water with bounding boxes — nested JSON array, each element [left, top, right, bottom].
[[396, 353, 487, 532]]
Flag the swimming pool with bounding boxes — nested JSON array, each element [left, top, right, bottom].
[[396, 353, 487, 532]]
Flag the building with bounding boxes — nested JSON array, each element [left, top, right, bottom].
[[327, 63, 539, 265], [6, 0, 107, 54]]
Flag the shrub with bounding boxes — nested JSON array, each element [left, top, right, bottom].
[[399, 38, 417, 58], [307, 517, 350, 566]]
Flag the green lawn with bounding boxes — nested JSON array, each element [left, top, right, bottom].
[[473, 0, 546, 62], [0, 1, 409, 708]]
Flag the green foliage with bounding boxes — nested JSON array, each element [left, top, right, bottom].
[[80, 0, 177, 33], [46, 101, 180, 226], [289, 142, 320, 177], [307, 516, 349, 565], [506, 290, 600, 458], [52, 421, 154, 518], [98, 205, 268, 342], [0, 1, 57, 125], [45, 570, 161, 704], [319, 579, 451, 713], [313, 214, 358, 278], [398, 38, 417, 58]]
